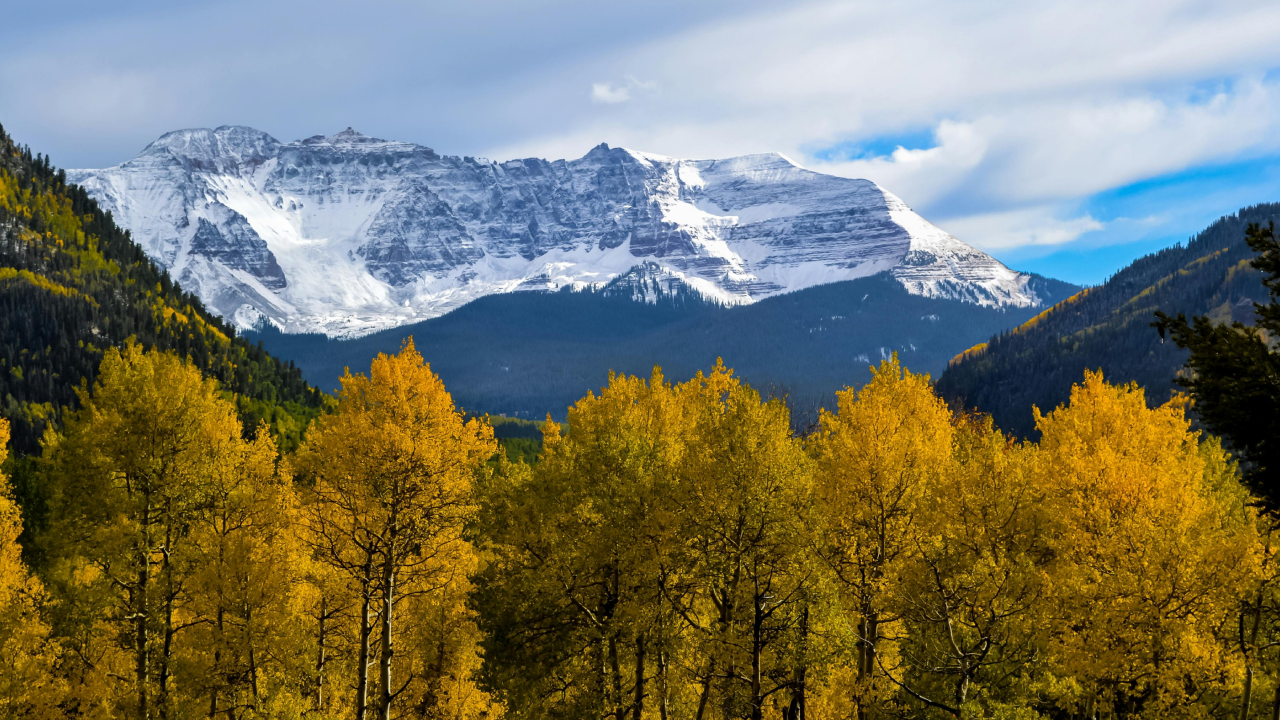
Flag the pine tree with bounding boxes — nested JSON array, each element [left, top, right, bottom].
[[1154, 221, 1280, 507]]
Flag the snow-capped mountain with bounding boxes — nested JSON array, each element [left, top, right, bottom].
[[70, 125, 1042, 337]]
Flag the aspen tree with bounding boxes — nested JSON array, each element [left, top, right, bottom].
[[808, 355, 953, 719], [183, 426, 310, 718], [672, 361, 814, 720], [474, 369, 689, 720], [0, 418, 61, 718], [298, 338, 494, 720], [895, 416, 1051, 715], [43, 341, 243, 720], [1036, 371, 1258, 715]]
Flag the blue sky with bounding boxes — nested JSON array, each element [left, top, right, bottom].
[[977, 151, 1280, 284], [4, 0, 1280, 286]]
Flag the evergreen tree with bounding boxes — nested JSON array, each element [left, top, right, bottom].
[[1155, 221, 1280, 509]]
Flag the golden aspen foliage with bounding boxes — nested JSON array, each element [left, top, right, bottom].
[[474, 368, 691, 720], [1034, 371, 1260, 717], [179, 426, 312, 719], [42, 340, 246, 720], [13, 336, 1280, 720], [808, 354, 953, 718], [0, 417, 62, 719], [297, 338, 496, 720], [895, 415, 1051, 717], [670, 360, 815, 720]]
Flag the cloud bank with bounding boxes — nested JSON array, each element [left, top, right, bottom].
[[4, 0, 1280, 267]]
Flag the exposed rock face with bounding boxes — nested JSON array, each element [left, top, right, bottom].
[[188, 205, 287, 290], [70, 126, 1042, 337]]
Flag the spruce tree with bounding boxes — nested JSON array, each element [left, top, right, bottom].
[[1155, 221, 1280, 508]]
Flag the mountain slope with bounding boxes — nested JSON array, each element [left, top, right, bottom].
[[71, 126, 1050, 337], [248, 270, 1077, 423], [936, 203, 1278, 438], [0, 122, 322, 452]]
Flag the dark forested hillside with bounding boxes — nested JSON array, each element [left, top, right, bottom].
[[936, 203, 1279, 438], [249, 271, 1077, 423], [0, 122, 322, 452]]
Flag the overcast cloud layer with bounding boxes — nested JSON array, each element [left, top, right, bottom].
[[5, 0, 1280, 282]]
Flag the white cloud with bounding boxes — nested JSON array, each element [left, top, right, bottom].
[[590, 76, 658, 105], [475, 0, 1280, 255], [941, 206, 1105, 250], [812, 120, 991, 210], [591, 82, 631, 104], [7, 0, 1280, 255]]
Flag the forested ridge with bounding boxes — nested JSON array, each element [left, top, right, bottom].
[[249, 272, 1076, 422], [0, 121, 322, 455], [937, 203, 1279, 437]]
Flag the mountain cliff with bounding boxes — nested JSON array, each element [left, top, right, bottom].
[[71, 126, 1051, 337]]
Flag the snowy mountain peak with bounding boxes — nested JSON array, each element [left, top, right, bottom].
[[144, 125, 280, 165], [69, 126, 1044, 338]]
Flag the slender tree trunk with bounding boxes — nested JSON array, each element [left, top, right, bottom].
[[594, 636, 607, 704], [355, 558, 374, 720], [159, 545, 176, 720], [379, 536, 396, 720], [855, 611, 878, 720], [137, 500, 152, 720], [1243, 592, 1264, 720], [1271, 680, 1280, 720], [695, 660, 714, 720], [751, 576, 764, 720], [315, 598, 328, 712], [609, 633, 624, 720], [792, 605, 809, 720], [248, 603, 261, 703], [1243, 668, 1255, 720], [658, 650, 669, 720], [209, 605, 224, 719], [632, 635, 646, 720]]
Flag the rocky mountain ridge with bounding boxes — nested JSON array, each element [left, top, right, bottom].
[[71, 125, 1047, 337]]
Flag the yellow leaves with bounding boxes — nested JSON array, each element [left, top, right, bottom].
[[305, 337, 494, 509], [1036, 370, 1206, 528], [298, 337, 497, 719], [0, 419, 62, 718], [950, 341, 988, 366], [812, 354, 952, 544], [1034, 369, 1260, 712], [0, 267, 96, 304], [42, 340, 284, 717], [151, 299, 230, 346], [10, 333, 1269, 717], [0, 171, 118, 283]]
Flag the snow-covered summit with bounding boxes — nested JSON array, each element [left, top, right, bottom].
[[69, 127, 1043, 337], [143, 125, 281, 166]]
